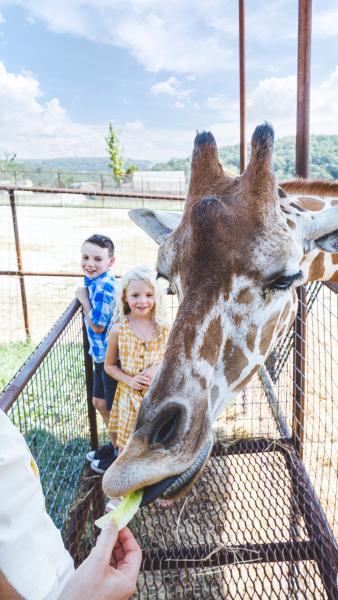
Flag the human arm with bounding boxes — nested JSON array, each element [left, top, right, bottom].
[[75, 287, 105, 333], [0, 571, 24, 600], [140, 364, 161, 384], [104, 326, 150, 391], [59, 523, 141, 600]]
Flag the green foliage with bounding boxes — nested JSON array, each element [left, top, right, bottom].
[[0, 341, 36, 393], [124, 164, 139, 182], [151, 135, 338, 182], [105, 122, 125, 184]]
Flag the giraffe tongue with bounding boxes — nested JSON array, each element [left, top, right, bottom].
[[140, 441, 212, 507]]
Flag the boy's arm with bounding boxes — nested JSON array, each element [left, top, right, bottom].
[[75, 287, 105, 333]]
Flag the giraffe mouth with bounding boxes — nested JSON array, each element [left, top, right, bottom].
[[140, 441, 212, 507]]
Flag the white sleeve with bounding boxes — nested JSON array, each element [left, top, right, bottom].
[[0, 410, 75, 600]]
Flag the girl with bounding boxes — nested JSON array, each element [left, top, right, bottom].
[[104, 266, 170, 452]]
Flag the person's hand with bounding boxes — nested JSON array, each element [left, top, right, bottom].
[[128, 373, 150, 390], [75, 287, 89, 304], [140, 366, 158, 384], [59, 522, 142, 600]]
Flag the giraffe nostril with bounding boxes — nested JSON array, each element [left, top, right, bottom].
[[150, 406, 184, 447]]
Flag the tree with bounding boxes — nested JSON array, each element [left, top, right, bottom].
[[105, 123, 125, 184]]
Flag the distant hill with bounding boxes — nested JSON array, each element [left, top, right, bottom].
[[1, 135, 337, 186], [151, 135, 338, 181], [20, 157, 154, 173]]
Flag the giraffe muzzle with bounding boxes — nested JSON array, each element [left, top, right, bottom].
[[140, 440, 212, 507]]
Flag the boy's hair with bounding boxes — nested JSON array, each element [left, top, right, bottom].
[[83, 234, 115, 257], [113, 265, 169, 327]]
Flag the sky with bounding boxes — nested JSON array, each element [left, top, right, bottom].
[[0, 0, 338, 161]]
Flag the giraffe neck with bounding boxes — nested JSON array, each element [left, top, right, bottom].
[[280, 194, 338, 283]]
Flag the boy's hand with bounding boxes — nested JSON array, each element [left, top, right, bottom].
[[129, 373, 151, 391], [76, 287, 89, 304], [59, 523, 141, 600]]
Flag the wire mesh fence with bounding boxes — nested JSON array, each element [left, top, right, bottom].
[[1, 186, 337, 598], [1, 280, 337, 598]]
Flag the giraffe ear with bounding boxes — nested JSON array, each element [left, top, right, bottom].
[[314, 230, 338, 253], [129, 208, 182, 245]]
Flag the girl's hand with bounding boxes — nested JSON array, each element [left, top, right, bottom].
[[140, 366, 158, 384], [129, 373, 151, 390]]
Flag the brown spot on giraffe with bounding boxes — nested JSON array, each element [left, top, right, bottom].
[[199, 316, 223, 366], [234, 365, 260, 392], [246, 323, 258, 353], [236, 287, 253, 304], [192, 369, 207, 390], [287, 218, 296, 230], [278, 301, 291, 329], [223, 339, 249, 385], [259, 312, 280, 355], [331, 199, 338, 207], [298, 196, 326, 211], [308, 251, 325, 281], [332, 254, 338, 264], [210, 385, 219, 403], [232, 313, 243, 327]]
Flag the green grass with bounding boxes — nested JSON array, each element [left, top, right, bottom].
[[0, 341, 36, 393]]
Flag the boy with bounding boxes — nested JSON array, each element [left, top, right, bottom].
[[76, 233, 118, 473]]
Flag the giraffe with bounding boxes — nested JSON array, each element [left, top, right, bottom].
[[103, 122, 338, 506]]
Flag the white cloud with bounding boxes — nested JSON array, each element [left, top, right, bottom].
[[313, 8, 338, 37], [0, 60, 195, 160], [0, 60, 106, 158], [2, 57, 338, 162], [206, 67, 338, 144], [0, 11, 6, 23], [151, 76, 195, 108], [0, 0, 235, 74]]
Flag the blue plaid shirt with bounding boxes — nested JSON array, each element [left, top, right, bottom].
[[84, 271, 117, 363]]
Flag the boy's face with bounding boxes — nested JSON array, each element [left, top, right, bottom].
[[81, 242, 115, 279]]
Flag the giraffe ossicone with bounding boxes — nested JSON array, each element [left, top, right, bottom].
[[103, 122, 338, 504]]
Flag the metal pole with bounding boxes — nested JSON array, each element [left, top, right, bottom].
[[293, 0, 312, 460], [9, 189, 30, 340], [296, 0, 312, 178], [239, 0, 246, 173], [82, 313, 98, 450]]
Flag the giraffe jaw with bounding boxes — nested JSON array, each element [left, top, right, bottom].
[[139, 441, 212, 507]]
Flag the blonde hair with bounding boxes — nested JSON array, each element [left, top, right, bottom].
[[112, 265, 169, 327]]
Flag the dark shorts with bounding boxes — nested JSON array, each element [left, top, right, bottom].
[[93, 362, 118, 411]]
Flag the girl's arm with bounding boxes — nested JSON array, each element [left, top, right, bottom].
[[104, 325, 149, 390]]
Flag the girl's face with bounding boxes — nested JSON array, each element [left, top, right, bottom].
[[125, 279, 155, 317]]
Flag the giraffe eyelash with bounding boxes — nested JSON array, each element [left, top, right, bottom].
[[267, 270, 303, 292]]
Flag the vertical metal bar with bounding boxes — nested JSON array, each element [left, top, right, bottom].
[[292, 0, 312, 459], [82, 314, 98, 449], [296, 0, 312, 178], [57, 172, 62, 188], [9, 189, 30, 340], [239, 0, 246, 173]]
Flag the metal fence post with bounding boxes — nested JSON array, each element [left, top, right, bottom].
[[82, 313, 99, 449], [292, 0, 312, 458], [239, 0, 246, 173], [9, 189, 30, 340]]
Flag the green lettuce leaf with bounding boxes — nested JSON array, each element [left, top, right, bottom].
[[95, 489, 143, 531]]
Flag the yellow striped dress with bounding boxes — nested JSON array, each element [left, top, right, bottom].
[[108, 317, 170, 447]]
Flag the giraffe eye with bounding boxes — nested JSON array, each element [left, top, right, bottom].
[[268, 271, 303, 291]]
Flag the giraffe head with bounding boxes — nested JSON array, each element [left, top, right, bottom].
[[103, 122, 338, 505]]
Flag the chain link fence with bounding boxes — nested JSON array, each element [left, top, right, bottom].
[[1, 278, 337, 598]]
